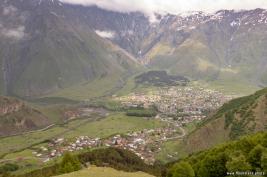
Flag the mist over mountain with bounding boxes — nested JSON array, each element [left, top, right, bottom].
[[0, 0, 140, 97], [0, 0, 267, 98]]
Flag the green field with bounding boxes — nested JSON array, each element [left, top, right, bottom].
[[48, 73, 123, 101], [30, 104, 68, 124], [115, 74, 139, 96], [155, 121, 199, 163], [0, 149, 57, 175], [155, 139, 187, 164], [115, 68, 257, 100], [0, 112, 166, 174], [55, 166, 155, 177], [0, 126, 67, 158], [63, 113, 165, 139], [190, 80, 259, 96], [0, 113, 165, 159], [184, 120, 200, 134]]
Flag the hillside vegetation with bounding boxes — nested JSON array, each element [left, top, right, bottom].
[[184, 88, 267, 153], [135, 71, 189, 87], [1, 148, 162, 177], [168, 131, 267, 177]]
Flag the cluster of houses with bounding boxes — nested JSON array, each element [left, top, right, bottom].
[[31, 86, 235, 164], [115, 86, 234, 119], [33, 125, 183, 164], [115, 93, 161, 108]]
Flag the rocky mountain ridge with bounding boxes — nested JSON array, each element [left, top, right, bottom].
[[1, 0, 267, 97], [0, 97, 24, 116]]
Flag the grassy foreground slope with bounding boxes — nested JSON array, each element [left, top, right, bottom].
[[184, 88, 267, 154], [55, 166, 154, 177]]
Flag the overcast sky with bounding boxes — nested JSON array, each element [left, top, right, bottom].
[[60, 0, 267, 21]]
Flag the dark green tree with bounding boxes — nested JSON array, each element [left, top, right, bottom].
[[197, 153, 227, 177], [0, 163, 19, 174], [59, 152, 82, 174], [261, 152, 267, 176], [261, 133, 267, 147], [226, 154, 251, 177], [248, 145, 265, 169], [168, 161, 195, 177], [236, 136, 256, 154]]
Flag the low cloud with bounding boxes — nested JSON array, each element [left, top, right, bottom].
[[95, 30, 115, 39], [0, 26, 26, 40], [60, 0, 267, 21], [3, 5, 17, 16]]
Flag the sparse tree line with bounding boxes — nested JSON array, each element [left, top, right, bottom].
[[126, 107, 157, 117]]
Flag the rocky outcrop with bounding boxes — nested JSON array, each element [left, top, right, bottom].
[[0, 96, 50, 137], [0, 97, 24, 116]]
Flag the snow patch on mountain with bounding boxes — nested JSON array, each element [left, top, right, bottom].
[[0, 25, 26, 40], [230, 20, 240, 27], [95, 30, 115, 39]]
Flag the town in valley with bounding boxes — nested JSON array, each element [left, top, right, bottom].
[[31, 86, 235, 164]]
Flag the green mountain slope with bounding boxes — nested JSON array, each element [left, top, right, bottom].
[[184, 88, 267, 153]]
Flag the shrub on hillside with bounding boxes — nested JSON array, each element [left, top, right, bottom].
[[58, 152, 82, 174], [0, 163, 19, 174], [167, 161, 195, 177]]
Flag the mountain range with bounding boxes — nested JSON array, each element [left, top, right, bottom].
[[1, 1, 267, 175], [1, 0, 267, 98], [0, 0, 140, 97]]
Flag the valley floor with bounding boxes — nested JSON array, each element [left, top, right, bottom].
[[0, 72, 252, 176], [0, 112, 166, 174]]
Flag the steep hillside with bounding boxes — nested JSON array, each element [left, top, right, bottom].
[[168, 131, 267, 177], [61, 5, 267, 93], [78, 7, 267, 91], [63, 4, 152, 58], [184, 88, 267, 153], [80, 7, 267, 93], [0, 0, 140, 97], [146, 10, 267, 89], [0, 96, 49, 137]]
